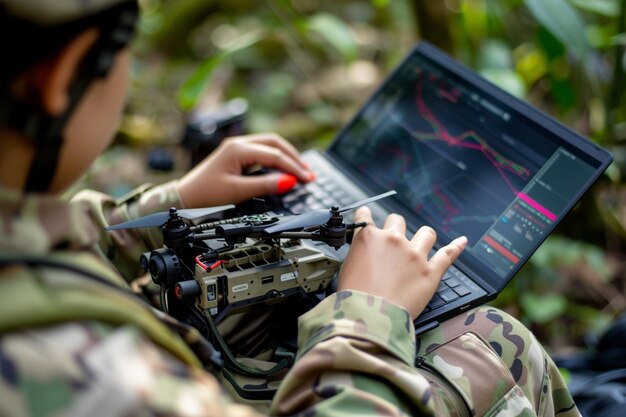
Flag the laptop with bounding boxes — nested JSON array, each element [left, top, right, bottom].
[[275, 41, 613, 335]]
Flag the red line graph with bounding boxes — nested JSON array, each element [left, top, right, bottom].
[[433, 187, 461, 227], [412, 76, 530, 195]]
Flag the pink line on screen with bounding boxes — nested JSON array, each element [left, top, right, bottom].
[[517, 193, 557, 222]]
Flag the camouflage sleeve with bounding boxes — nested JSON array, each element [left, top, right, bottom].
[[0, 321, 265, 417], [72, 181, 184, 280], [415, 307, 582, 417], [0, 293, 427, 417], [271, 290, 435, 417]]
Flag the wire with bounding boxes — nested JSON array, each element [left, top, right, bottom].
[[195, 254, 209, 271], [195, 254, 226, 272], [160, 285, 168, 314], [209, 260, 225, 270]]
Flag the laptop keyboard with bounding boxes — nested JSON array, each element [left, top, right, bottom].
[[283, 171, 358, 214], [283, 168, 389, 226], [282, 168, 474, 314], [425, 273, 473, 312]]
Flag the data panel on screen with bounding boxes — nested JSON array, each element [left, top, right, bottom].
[[334, 55, 598, 277]]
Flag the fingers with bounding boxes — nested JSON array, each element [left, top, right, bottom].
[[229, 134, 314, 182], [351, 209, 467, 278], [411, 226, 437, 254], [352, 206, 373, 240], [353, 206, 373, 224], [229, 173, 289, 201], [339, 208, 469, 319], [179, 133, 316, 207], [236, 142, 312, 183], [382, 213, 406, 236], [429, 236, 468, 275], [237, 133, 305, 168], [410, 225, 467, 273]]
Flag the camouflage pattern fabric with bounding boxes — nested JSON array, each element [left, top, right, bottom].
[[273, 292, 581, 417], [72, 180, 185, 280], [0, 322, 259, 417], [416, 307, 580, 417], [0, 184, 581, 416]]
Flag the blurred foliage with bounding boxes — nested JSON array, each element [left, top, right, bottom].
[[123, 0, 416, 149], [104, 0, 626, 351]]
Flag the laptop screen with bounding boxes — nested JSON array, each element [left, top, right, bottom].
[[329, 42, 612, 289]]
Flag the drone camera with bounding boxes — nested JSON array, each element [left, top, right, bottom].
[[147, 247, 182, 288], [174, 280, 202, 300], [140, 251, 151, 272]]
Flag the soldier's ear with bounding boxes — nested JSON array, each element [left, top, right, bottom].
[[35, 28, 100, 116]]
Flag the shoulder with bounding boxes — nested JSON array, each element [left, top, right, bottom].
[[0, 258, 263, 416], [0, 321, 257, 417]]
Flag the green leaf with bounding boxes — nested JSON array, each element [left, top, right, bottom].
[[306, 13, 358, 62], [613, 33, 626, 46], [515, 46, 549, 86], [461, 1, 488, 43], [478, 41, 527, 97], [255, 73, 297, 112], [523, 0, 592, 61], [568, 0, 620, 17], [177, 53, 227, 111], [586, 24, 618, 48], [521, 293, 568, 324], [538, 27, 565, 61], [478, 40, 513, 70], [307, 102, 335, 125], [551, 77, 577, 109], [529, 236, 612, 282], [479, 68, 527, 98], [371, 0, 391, 7], [177, 31, 265, 111]]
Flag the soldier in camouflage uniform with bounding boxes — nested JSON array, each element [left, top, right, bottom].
[[0, 1, 581, 416]]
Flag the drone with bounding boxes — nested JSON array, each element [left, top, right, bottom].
[[107, 190, 396, 323], [108, 190, 395, 364], [106, 190, 395, 387]]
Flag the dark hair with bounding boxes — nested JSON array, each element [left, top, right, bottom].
[[0, 1, 138, 88]]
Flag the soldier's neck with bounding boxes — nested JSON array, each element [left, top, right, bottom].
[[0, 128, 36, 193]]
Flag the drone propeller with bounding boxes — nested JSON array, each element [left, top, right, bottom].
[[263, 190, 397, 234], [105, 205, 235, 231]]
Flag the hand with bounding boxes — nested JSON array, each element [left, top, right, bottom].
[[178, 133, 315, 208], [338, 207, 468, 320]]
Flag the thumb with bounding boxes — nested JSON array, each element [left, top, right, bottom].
[[232, 173, 298, 201]]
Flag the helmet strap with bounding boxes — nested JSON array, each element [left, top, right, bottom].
[[22, 72, 95, 192]]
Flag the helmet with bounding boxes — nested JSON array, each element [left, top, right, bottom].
[[0, 0, 139, 192]]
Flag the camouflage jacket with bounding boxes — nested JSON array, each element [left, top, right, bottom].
[[0, 183, 580, 416]]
